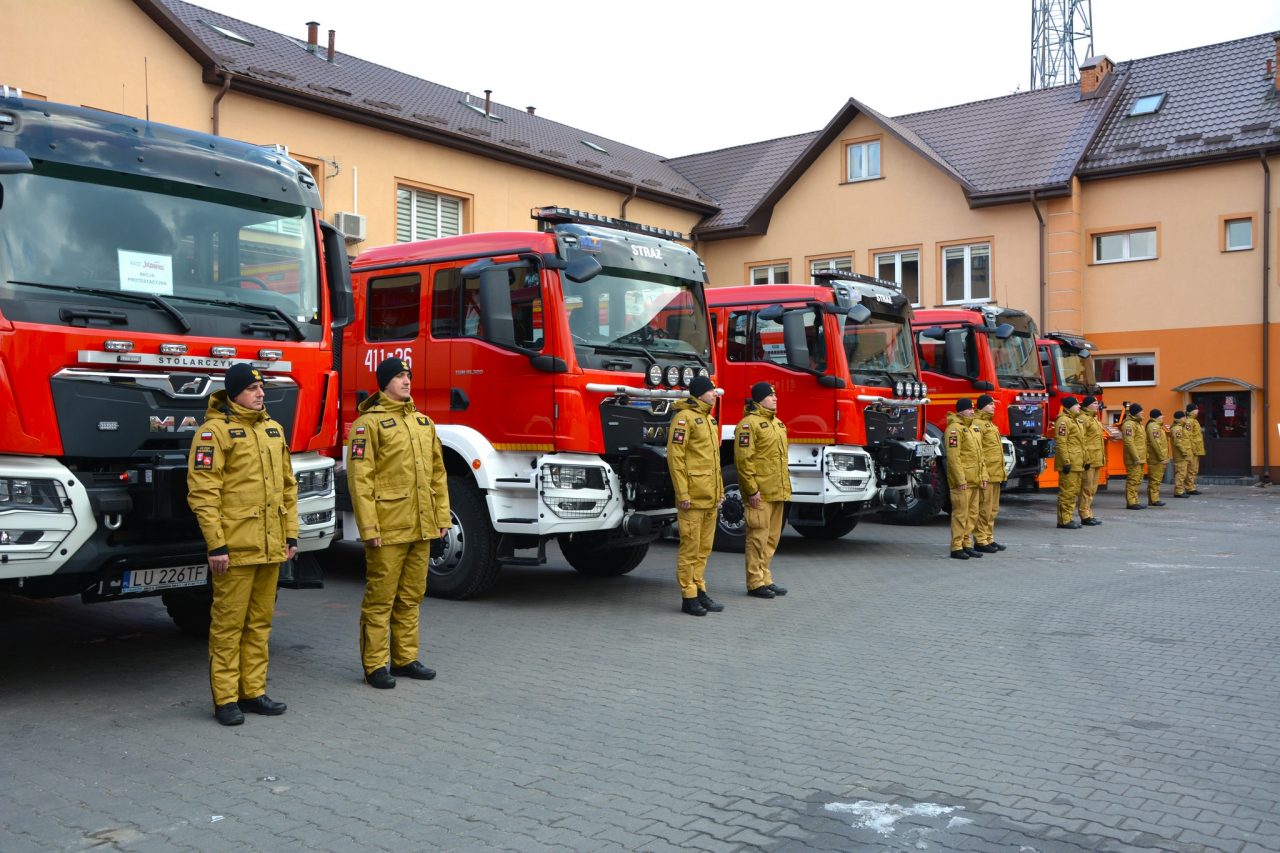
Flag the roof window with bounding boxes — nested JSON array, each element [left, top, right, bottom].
[[199, 20, 254, 46], [460, 99, 503, 122], [581, 140, 608, 155], [1128, 94, 1165, 117]]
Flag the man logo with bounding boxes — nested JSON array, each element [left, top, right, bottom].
[[150, 415, 200, 433], [642, 425, 667, 442], [168, 374, 211, 397]]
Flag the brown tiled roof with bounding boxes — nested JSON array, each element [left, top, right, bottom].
[[134, 0, 718, 212]]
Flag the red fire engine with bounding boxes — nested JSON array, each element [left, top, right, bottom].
[[339, 207, 713, 598], [903, 304, 1051, 521], [0, 92, 351, 632], [707, 272, 935, 549], [1037, 332, 1119, 486]]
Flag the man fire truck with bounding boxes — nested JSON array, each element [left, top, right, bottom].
[[900, 303, 1049, 522], [707, 272, 936, 550], [0, 92, 351, 633], [339, 207, 713, 599]]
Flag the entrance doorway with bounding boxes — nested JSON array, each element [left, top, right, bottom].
[[1191, 391, 1251, 476]]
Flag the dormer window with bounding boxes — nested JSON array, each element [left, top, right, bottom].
[[1128, 94, 1166, 116]]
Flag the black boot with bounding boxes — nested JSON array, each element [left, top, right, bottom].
[[696, 591, 724, 612], [767, 583, 788, 596], [747, 586, 776, 598], [390, 661, 437, 680], [237, 695, 286, 715], [681, 596, 708, 616], [365, 667, 397, 689], [214, 702, 244, 726]]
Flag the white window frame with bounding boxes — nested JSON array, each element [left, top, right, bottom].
[[1224, 218, 1253, 252], [750, 263, 790, 285], [1095, 353, 1156, 387], [396, 186, 463, 243], [1092, 228, 1157, 264], [941, 243, 991, 304], [874, 250, 921, 306], [810, 256, 852, 282], [846, 140, 881, 182]]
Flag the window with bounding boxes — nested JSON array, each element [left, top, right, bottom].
[[1093, 228, 1156, 263], [430, 264, 543, 351], [1128, 94, 1166, 116], [846, 139, 881, 182], [725, 308, 826, 371], [875, 250, 921, 306], [942, 243, 990, 303], [1095, 353, 1156, 386], [1224, 217, 1253, 251], [750, 263, 789, 285], [396, 187, 463, 243], [366, 274, 420, 341], [810, 256, 852, 281]]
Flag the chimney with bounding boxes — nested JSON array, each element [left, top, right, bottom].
[[1079, 55, 1113, 97], [483, 89, 492, 117], [327, 29, 336, 62], [305, 21, 319, 54], [527, 106, 536, 115]]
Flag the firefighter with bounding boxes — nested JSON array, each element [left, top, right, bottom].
[[944, 398, 987, 560], [187, 363, 297, 727], [667, 374, 725, 615], [1122, 403, 1148, 510], [1145, 408, 1170, 507], [1171, 411, 1194, 497], [1185, 401, 1206, 494], [972, 394, 1007, 553], [735, 382, 791, 598], [1053, 396, 1086, 528], [1077, 396, 1105, 526], [348, 357, 451, 689]]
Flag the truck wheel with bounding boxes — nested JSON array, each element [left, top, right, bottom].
[[162, 587, 213, 638], [880, 457, 947, 525], [793, 515, 859, 540], [428, 475, 501, 600], [713, 464, 747, 553], [558, 535, 648, 576]]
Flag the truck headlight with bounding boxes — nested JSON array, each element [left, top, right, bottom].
[[0, 478, 65, 513], [295, 468, 334, 498], [826, 452, 870, 492], [544, 465, 606, 490]]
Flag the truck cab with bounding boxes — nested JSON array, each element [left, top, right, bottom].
[[1038, 332, 1114, 486]]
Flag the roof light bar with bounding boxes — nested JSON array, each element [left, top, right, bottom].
[[812, 269, 901, 291], [531, 206, 687, 242]]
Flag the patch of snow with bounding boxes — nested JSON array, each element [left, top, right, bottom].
[[825, 800, 962, 836]]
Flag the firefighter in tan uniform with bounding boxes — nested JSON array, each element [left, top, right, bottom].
[[1054, 397, 1086, 528], [972, 394, 1007, 553], [1122, 403, 1148, 510], [1185, 401, 1206, 494], [1077, 396, 1105, 526], [348, 357, 451, 689], [1145, 408, 1170, 507], [945, 398, 987, 560], [667, 374, 724, 616], [188, 363, 298, 726], [1171, 411, 1195, 498], [735, 382, 791, 598]]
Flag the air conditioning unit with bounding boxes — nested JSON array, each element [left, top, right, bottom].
[[333, 211, 366, 243]]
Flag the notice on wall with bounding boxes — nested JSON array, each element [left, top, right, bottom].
[[118, 250, 174, 295]]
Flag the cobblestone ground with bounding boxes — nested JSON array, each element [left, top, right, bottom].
[[1, 485, 1278, 852]]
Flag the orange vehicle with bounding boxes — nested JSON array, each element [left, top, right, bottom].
[[907, 304, 1051, 521], [340, 207, 713, 598], [0, 92, 351, 632], [707, 273, 935, 549]]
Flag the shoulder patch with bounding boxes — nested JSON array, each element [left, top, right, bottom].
[[380, 418, 397, 428], [948, 434, 958, 448], [710, 418, 717, 426], [672, 428, 686, 445], [417, 416, 429, 426], [193, 445, 215, 470], [265, 427, 281, 438], [351, 438, 367, 459], [355, 425, 366, 436], [228, 428, 246, 438], [200, 431, 213, 440], [695, 418, 704, 424], [739, 431, 750, 447], [676, 419, 687, 425], [1057, 424, 1067, 436]]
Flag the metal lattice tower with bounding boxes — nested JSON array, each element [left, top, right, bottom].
[[1030, 0, 1094, 90]]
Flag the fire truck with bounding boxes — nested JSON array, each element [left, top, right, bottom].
[[1037, 332, 1118, 486], [707, 272, 935, 550], [339, 207, 713, 598], [899, 304, 1050, 522], [0, 92, 351, 633]]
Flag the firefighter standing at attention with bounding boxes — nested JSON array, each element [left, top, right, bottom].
[[187, 363, 297, 727], [1145, 408, 1170, 507], [1077, 396, 1105, 526], [667, 374, 724, 616], [1122, 403, 1148, 510], [945, 398, 987, 560], [972, 393, 1007, 553], [1171, 411, 1194, 498], [348, 357, 451, 689], [1054, 396, 1086, 529], [1184, 401, 1206, 494], [735, 382, 791, 598]]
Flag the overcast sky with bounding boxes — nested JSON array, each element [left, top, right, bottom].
[[200, 0, 1278, 158]]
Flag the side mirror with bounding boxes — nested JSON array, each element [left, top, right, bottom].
[[757, 305, 784, 322], [1078, 348, 1091, 360], [781, 311, 811, 369], [460, 258, 494, 278], [0, 148, 33, 175], [319, 221, 354, 330], [846, 304, 871, 324], [921, 325, 945, 340], [818, 375, 846, 389], [973, 380, 995, 391], [477, 268, 515, 345], [943, 328, 970, 377], [565, 255, 602, 283], [994, 323, 1015, 340]]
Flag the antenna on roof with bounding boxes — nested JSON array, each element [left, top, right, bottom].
[[1030, 0, 1094, 90]]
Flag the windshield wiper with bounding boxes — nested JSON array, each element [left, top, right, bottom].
[[165, 294, 305, 341], [9, 280, 192, 333], [590, 342, 658, 365]]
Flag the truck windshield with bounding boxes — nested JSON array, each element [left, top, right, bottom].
[[1048, 344, 1094, 394], [842, 314, 918, 384], [564, 270, 710, 361], [991, 333, 1045, 389], [0, 163, 321, 339]]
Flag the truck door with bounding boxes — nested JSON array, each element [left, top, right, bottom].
[[352, 270, 426, 425], [432, 262, 555, 448], [724, 306, 835, 441]]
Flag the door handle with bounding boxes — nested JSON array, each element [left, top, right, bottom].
[[450, 388, 470, 411]]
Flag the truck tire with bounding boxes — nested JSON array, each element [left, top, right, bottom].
[[162, 587, 213, 638], [793, 514, 859, 540], [712, 464, 747, 553], [558, 535, 648, 577], [428, 475, 501, 600]]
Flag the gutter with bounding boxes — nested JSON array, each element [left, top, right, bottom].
[[1262, 152, 1272, 484], [1029, 190, 1046, 332], [211, 69, 231, 136]]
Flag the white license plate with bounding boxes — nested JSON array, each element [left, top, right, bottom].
[[123, 564, 208, 593]]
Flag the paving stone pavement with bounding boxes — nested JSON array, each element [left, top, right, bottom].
[[1, 485, 1278, 852]]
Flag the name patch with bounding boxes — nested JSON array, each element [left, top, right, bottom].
[[229, 428, 246, 438], [381, 419, 397, 428]]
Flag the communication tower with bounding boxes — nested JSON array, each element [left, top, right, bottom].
[[1030, 0, 1094, 90]]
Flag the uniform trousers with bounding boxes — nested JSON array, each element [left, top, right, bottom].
[[1125, 464, 1145, 506], [1147, 462, 1167, 504], [1173, 457, 1190, 495], [676, 507, 717, 598], [1057, 470, 1083, 524], [1188, 455, 1201, 491], [975, 482, 1002, 546], [209, 562, 279, 707], [949, 486, 979, 552], [1079, 467, 1100, 520], [744, 499, 784, 591], [360, 540, 431, 674]]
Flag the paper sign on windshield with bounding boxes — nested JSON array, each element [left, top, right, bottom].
[[118, 250, 174, 295]]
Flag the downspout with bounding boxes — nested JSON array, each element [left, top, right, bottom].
[[1029, 190, 1046, 330], [211, 70, 232, 137], [1261, 152, 1272, 484], [619, 184, 638, 220]]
